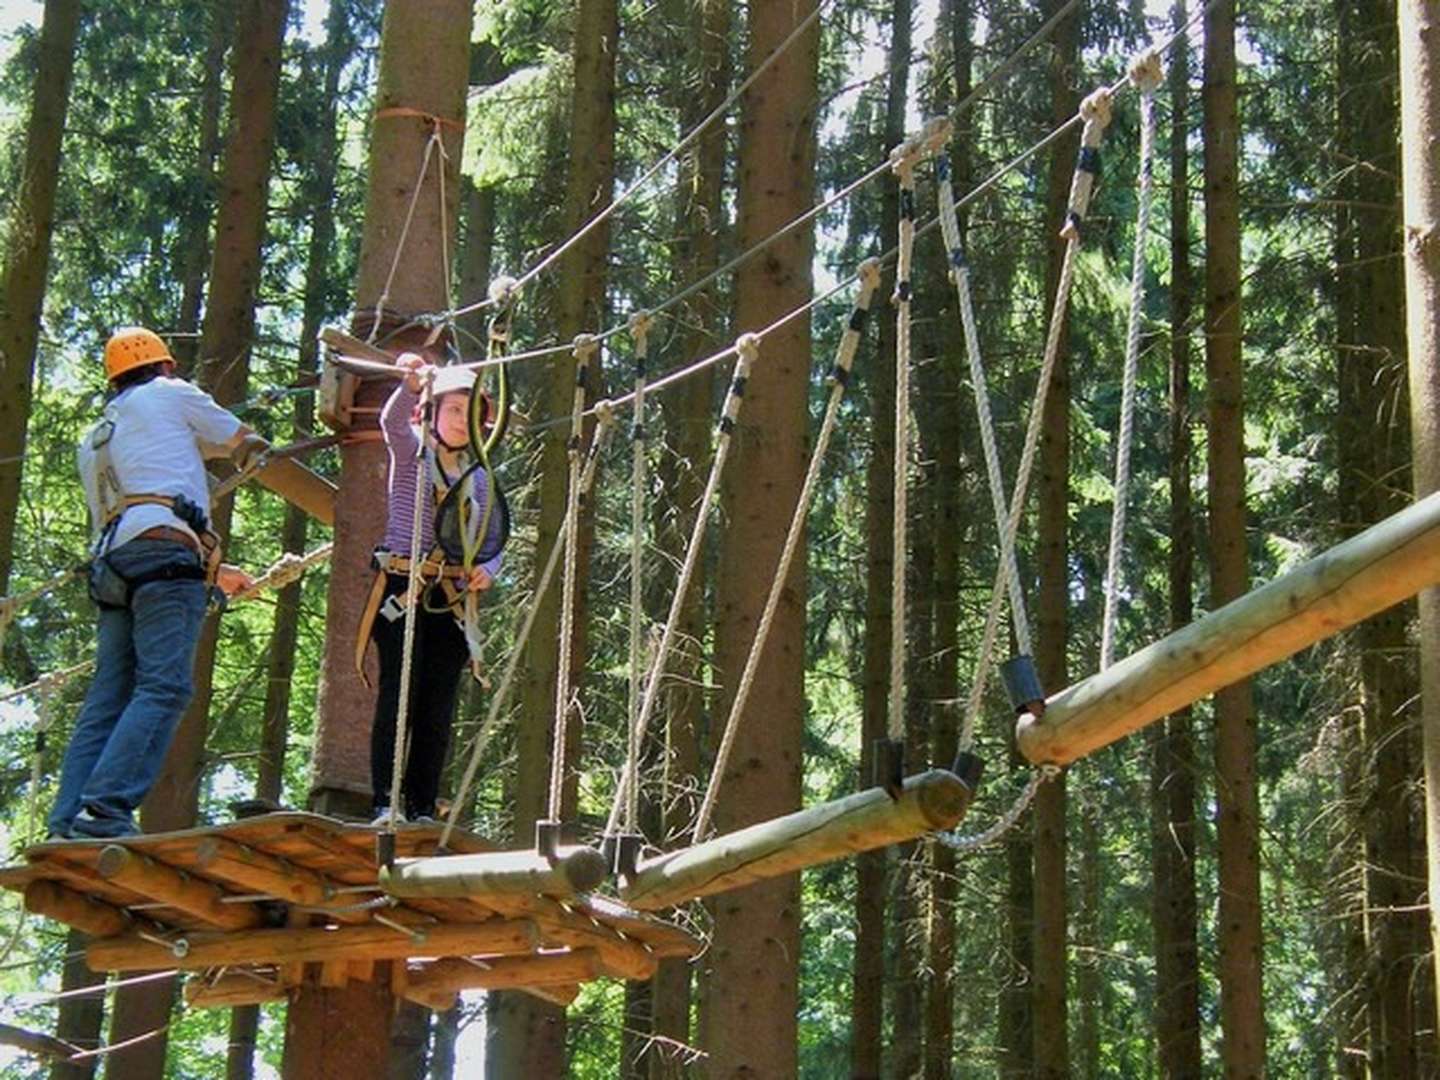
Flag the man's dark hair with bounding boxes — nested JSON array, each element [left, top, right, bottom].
[[109, 360, 171, 393]]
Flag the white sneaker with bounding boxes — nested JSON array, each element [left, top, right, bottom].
[[370, 807, 406, 828]]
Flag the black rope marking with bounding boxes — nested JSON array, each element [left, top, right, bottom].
[[828, 364, 851, 387], [631, 423, 645, 441], [718, 416, 735, 434], [936, 155, 951, 181], [949, 246, 968, 270], [900, 189, 916, 220], [896, 281, 913, 303], [1066, 209, 1084, 235], [730, 375, 747, 398], [848, 308, 869, 332], [1078, 146, 1101, 176]]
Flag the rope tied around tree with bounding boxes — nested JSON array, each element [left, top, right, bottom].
[[624, 311, 653, 836], [547, 333, 599, 824], [691, 265, 882, 842], [604, 333, 760, 839], [1101, 50, 1163, 671]]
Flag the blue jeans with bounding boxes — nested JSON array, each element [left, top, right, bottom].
[[48, 539, 209, 835]]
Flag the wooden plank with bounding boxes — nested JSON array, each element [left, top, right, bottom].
[[88, 917, 542, 972], [380, 846, 608, 900], [23, 880, 131, 938], [405, 949, 603, 996], [192, 835, 334, 906], [184, 972, 287, 1009], [95, 846, 261, 932], [569, 895, 703, 959], [1016, 488, 1440, 765], [620, 769, 978, 911], [250, 456, 336, 526]]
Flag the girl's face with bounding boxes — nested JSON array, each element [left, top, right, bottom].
[[435, 392, 470, 448]]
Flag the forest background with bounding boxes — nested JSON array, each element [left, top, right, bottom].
[[0, 0, 1428, 1076]]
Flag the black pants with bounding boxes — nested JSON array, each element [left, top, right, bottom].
[[369, 573, 470, 817]]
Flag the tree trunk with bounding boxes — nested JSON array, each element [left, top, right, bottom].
[[1152, 4, 1203, 1075], [1204, 0, 1265, 1072], [108, 5, 288, 1075], [48, 930, 103, 1080], [172, 1, 232, 373], [0, 0, 81, 599], [647, 1, 729, 1074], [698, 2, 817, 1076], [228, 3, 352, 1073], [293, 1, 471, 1075], [487, 0, 615, 1071], [854, 0, 908, 1072], [1033, 1, 1080, 1073], [1399, 0, 1440, 1052]]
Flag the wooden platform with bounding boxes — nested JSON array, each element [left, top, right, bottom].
[[0, 813, 701, 1012]]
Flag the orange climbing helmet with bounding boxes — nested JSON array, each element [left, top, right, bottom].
[[103, 327, 173, 382]]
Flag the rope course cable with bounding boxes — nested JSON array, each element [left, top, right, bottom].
[[624, 313, 653, 837], [604, 335, 759, 837], [547, 335, 598, 823], [1100, 50, 1163, 672], [690, 263, 883, 842], [439, 408, 617, 850]]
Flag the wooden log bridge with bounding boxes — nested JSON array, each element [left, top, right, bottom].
[[1018, 487, 1440, 766], [0, 813, 701, 1011], [620, 768, 978, 911]]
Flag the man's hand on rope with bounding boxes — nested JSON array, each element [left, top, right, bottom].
[[467, 566, 492, 592], [230, 432, 270, 474], [216, 564, 256, 598]]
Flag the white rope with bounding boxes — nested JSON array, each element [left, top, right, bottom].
[[933, 765, 1060, 852], [547, 335, 598, 821], [604, 335, 759, 836], [958, 87, 1113, 754], [370, 126, 442, 341], [624, 313, 653, 835], [691, 263, 883, 841], [936, 156, 1031, 656], [228, 543, 332, 604], [1100, 52, 1162, 671], [445, 0, 833, 323], [387, 371, 436, 822], [439, 410, 616, 850]]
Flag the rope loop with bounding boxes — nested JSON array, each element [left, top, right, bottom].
[[857, 257, 882, 292], [572, 333, 599, 364], [628, 310, 654, 347], [592, 398, 616, 427], [734, 332, 760, 366], [1128, 48, 1164, 94], [1078, 86, 1114, 129]]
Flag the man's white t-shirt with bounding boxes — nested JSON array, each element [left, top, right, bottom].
[[78, 376, 242, 554]]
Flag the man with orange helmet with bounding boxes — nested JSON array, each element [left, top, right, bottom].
[[48, 327, 267, 840]]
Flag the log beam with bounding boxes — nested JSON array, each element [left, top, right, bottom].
[[184, 972, 288, 1009], [95, 845, 262, 931], [193, 835, 334, 906], [620, 769, 977, 911], [87, 916, 541, 972], [1016, 488, 1440, 765], [23, 880, 131, 938], [379, 845, 608, 900], [405, 949, 602, 997], [252, 456, 336, 526]]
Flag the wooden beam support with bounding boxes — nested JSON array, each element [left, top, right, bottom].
[[87, 916, 541, 972], [620, 769, 977, 911], [1016, 488, 1440, 766], [183, 972, 288, 1009], [404, 949, 603, 997], [95, 845, 262, 931], [379, 845, 609, 900], [535, 915, 657, 981], [251, 456, 336, 527], [193, 835, 334, 906], [522, 982, 580, 1008], [23, 880, 131, 938]]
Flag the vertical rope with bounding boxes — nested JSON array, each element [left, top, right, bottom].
[[440, 410, 616, 850], [1101, 52, 1163, 671], [547, 334, 597, 822], [936, 156, 1032, 655], [370, 127, 441, 342], [605, 335, 758, 836], [691, 263, 882, 841], [623, 313, 653, 835], [958, 87, 1113, 753], [388, 371, 436, 822], [888, 154, 917, 748]]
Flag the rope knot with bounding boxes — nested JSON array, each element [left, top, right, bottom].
[[1128, 49, 1164, 94], [857, 257, 882, 293], [592, 398, 616, 427], [572, 333, 599, 364], [919, 115, 954, 156], [628, 310, 654, 350], [734, 333, 760, 368], [1079, 87, 1113, 131]]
